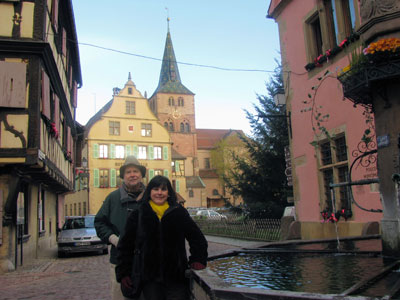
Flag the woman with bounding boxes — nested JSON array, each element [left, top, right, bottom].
[[116, 175, 208, 300]]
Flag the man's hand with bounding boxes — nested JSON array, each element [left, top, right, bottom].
[[190, 262, 206, 270], [121, 276, 133, 289], [108, 234, 119, 247]]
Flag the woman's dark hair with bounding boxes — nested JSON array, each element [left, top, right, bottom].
[[142, 175, 177, 204]]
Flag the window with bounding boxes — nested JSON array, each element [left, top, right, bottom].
[[126, 101, 135, 114], [116, 170, 122, 187], [128, 87, 132, 95], [305, 0, 358, 63], [189, 190, 194, 197], [138, 146, 147, 159], [164, 122, 168, 130], [180, 123, 184, 132], [168, 97, 174, 106], [115, 145, 125, 159], [169, 122, 174, 132], [99, 144, 108, 159], [307, 13, 323, 59], [99, 169, 109, 188], [154, 169, 163, 176], [185, 123, 190, 133], [319, 135, 349, 214], [178, 97, 184, 106], [154, 146, 162, 160], [109, 121, 120, 135], [65, 204, 68, 216], [141, 123, 152, 137], [83, 202, 87, 216], [204, 158, 211, 169], [69, 204, 72, 216], [78, 203, 81, 216], [212, 189, 219, 196]]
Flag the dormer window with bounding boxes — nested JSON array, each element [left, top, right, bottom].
[[128, 87, 132, 95]]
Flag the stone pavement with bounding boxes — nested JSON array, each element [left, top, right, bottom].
[[0, 236, 267, 300]]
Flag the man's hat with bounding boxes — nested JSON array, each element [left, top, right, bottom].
[[120, 155, 146, 178]]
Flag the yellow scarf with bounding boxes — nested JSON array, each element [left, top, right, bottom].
[[149, 200, 169, 220]]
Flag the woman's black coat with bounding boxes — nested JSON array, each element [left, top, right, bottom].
[[115, 200, 208, 284]]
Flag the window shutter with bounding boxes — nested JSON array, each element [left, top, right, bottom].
[[163, 169, 169, 178], [62, 28, 67, 56], [93, 144, 99, 158], [175, 161, 180, 173], [148, 145, 154, 160], [126, 145, 131, 157], [176, 180, 180, 193], [93, 169, 99, 187], [133, 145, 138, 157], [41, 71, 51, 119], [52, 0, 59, 32], [0, 61, 26, 108], [72, 81, 77, 108], [54, 95, 60, 130], [163, 146, 168, 160], [149, 169, 154, 180], [110, 169, 116, 187], [110, 144, 116, 159]]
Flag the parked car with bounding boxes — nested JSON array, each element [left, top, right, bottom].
[[195, 209, 228, 220], [57, 215, 108, 257]]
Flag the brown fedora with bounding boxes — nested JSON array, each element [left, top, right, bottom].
[[120, 155, 146, 178]]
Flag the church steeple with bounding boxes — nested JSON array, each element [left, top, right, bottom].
[[153, 25, 193, 95]]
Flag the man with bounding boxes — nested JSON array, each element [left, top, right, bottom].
[[95, 155, 146, 300]]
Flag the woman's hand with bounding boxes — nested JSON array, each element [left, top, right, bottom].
[[190, 262, 206, 270], [121, 276, 133, 289]]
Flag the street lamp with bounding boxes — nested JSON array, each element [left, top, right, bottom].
[[273, 88, 286, 106]]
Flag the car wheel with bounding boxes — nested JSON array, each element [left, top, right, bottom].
[[102, 248, 109, 255]]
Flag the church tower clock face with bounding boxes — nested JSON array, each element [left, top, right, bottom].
[[172, 108, 181, 119]]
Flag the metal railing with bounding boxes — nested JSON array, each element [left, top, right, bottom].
[[194, 216, 281, 241]]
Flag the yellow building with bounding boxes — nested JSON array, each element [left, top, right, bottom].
[[0, 0, 82, 272], [83, 75, 172, 215]]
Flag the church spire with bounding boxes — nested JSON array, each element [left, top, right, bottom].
[[152, 20, 193, 96]]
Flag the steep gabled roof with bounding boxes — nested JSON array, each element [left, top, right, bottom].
[[152, 30, 194, 96], [197, 129, 245, 150]]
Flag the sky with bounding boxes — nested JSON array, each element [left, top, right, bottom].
[[71, 1, 281, 135]]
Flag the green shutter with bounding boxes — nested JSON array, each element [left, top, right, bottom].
[[93, 169, 100, 187], [148, 145, 154, 160], [110, 169, 116, 187], [126, 145, 131, 157], [163, 169, 169, 178], [133, 145, 138, 157], [163, 146, 168, 160], [110, 144, 116, 159], [149, 169, 154, 180], [176, 180, 180, 193], [93, 144, 99, 158], [175, 161, 180, 172]]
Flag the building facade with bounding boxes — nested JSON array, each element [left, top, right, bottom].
[[268, 0, 382, 240], [0, 0, 82, 272], [83, 75, 172, 215]]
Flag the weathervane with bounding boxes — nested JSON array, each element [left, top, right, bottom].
[[165, 7, 170, 31]]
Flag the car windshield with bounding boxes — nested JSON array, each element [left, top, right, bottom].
[[62, 216, 95, 230]]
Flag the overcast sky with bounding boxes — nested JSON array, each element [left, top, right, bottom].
[[71, 1, 280, 135]]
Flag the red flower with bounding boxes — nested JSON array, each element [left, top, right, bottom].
[[339, 39, 348, 48]]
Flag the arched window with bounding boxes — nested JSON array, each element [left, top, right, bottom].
[[212, 189, 219, 196], [178, 97, 184, 106], [164, 122, 168, 130], [185, 123, 190, 133], [180, 123, 184, 132], [169, 122, 174, 132], [168, 97, 174, 106]]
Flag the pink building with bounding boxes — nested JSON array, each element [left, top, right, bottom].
[[268, 0, 382, 239]]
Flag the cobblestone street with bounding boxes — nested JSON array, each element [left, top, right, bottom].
[[0, 236, 267, 300]]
